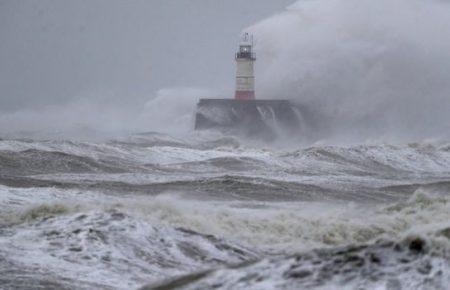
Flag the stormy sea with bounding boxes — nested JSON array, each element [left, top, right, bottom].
[[0, 132, 449, 290]]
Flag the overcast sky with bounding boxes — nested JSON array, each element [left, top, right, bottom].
[[0, 0, 294, 112]]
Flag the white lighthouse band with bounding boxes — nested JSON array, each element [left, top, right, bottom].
[[235, 33, 256, 100]]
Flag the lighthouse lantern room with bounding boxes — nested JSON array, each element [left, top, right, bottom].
[[235, 33, 256, 100]]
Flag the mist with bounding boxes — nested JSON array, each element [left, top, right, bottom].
[[249, 0, 450, 143], [1, 0, 450, 144], [0, 0, 292, 138]]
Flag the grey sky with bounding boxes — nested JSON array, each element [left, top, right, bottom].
[[0, 0, 293, 112]]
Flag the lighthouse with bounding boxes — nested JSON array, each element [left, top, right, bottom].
[[194, 32, 302, 139], [235, 33, 256, 100]]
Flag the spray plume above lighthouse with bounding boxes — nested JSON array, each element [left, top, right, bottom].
[[194, 32, 301, 139]]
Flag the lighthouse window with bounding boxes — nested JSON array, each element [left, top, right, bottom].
[[240, 46, 251, 53]]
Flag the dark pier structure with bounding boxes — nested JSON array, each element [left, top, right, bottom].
[[194, 99, 301, 139]]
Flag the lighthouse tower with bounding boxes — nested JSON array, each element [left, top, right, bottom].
[[235, 33, 256, 100]]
